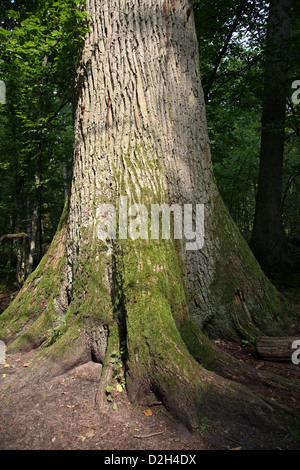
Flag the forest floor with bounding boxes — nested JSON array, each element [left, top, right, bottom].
[[0, 284, 300, 452]]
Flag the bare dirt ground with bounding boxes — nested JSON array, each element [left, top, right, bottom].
[[0, 286, 300, 452]]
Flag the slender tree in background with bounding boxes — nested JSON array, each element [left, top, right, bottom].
[[250, 0, 295, 276], [0, 0, 298, 435], [194, 0, 299, 245], [203, 0, 248, 101]]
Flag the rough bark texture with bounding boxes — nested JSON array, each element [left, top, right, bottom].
[[0, 0, 297, 433]]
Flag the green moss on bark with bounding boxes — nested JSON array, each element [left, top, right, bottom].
[[179, 316, 217, 371], [111, 233, 213, 408], [0, 200, 72, 352], [0, 231, 67, 350], [209, 194, 293, 340]]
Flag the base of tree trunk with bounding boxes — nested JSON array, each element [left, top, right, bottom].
[[1, 205, 299, 439]]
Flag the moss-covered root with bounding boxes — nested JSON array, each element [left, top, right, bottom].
[[180, 316, 300, 399], [95, 325, 120, 415], [10, 320, 91, 387], [116, 238, 295, 436], [0, 220, 68, 353], [208, 195, 294, 340], [126, 310, 299, 437], [125, 317, 294, 436]]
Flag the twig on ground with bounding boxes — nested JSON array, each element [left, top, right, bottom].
[[224, 435, 242, 446], [134, 431, 165, 439]]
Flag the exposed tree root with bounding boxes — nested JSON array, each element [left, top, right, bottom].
[[213, 342, 300, 395], [95, 353, 115, 416], [180, 315, 300, 400], [126, 344, 295, 436]]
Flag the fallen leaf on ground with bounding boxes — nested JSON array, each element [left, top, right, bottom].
[[116, 384, 123, 392], [143, 409, 152, 416], [2, 374, 7, 378]]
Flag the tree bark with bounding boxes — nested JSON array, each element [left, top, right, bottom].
[[250, 0, 295, 276], [0, 0, 298, 435]]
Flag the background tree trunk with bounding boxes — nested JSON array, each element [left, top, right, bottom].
[[250, 0, 294, 277], [0, 0, 297, 433]]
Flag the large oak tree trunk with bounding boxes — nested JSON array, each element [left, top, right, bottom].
[[0, 0, 297, 434]]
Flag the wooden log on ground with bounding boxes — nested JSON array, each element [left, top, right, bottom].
[[257, 336, 300, 362]]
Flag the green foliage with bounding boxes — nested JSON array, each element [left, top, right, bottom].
[[241, 336, 256, 354], [194, 0, 300, 241], [0, 0, 90, 281], [105, 347, 126, 411]]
